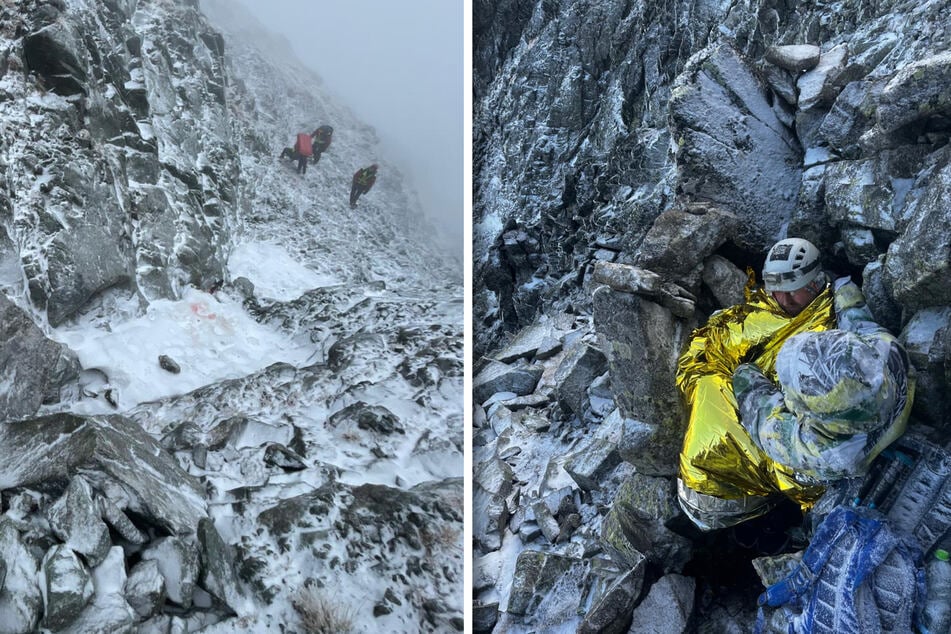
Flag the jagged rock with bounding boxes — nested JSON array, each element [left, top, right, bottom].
[[765, 44, 821, 74], [701, 254, 748, 309], [125, 559, 165, 619], [494, 322, 561, 363], [601, 473, 693, 574], [23, 21, 88, 95], [506, 550, 588, 618], [633, 204, 740, 291], [263, 443, 307, 471], [474, 458, 514, 552], [552, 340, 606, 417], [593, 289, 693, 475], [63, 546, 137, 634], [327, 402, 404, 435], [141, 537, 200, 608], [875, 51, 951, 138], [0, 413, 207, 535], [577, 559, 647, 634], [862, 256, 903, 334], [669, 42, 802, 251], [883, 156, 951, 310], [531, 501, 561, 543], [900, 307, 951, 432], [197, 518, 248, 614], [818, 79, 884, 156], [824, 158, 904, 234], [797, 44, 849, 112], [42, 545, 94, 631], [47, 476, 112, 568], [327, 333, 387, 371], [0, 294, 80, 422], [590, 262, 696, 318], [473, 601, 499, 633], [0, 518, 41, 633], [751, 551, 803, 588], [564, 438, 621, 491], [473, 359, 544, 404], [158, 354, 181, 374], [625, 573, 695, 634]]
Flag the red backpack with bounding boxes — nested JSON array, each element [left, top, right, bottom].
[[295, 133, 313, 157]]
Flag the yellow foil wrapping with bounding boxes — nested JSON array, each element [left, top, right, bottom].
[[677, 271, 836, 506]]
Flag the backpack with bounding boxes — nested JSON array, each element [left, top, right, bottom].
[[295, 132, 313, 156], [755, 505, 925, 634]]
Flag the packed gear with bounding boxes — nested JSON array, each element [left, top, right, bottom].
[[754, 428, 951, 633], [762, 238, 823, 292], [676, 269, 838, 530], [349, 164, 378, 208], [310, 125, 333, 164], [754, 504, 925, 634], [733, 278, 913, 482], [291, 133, 312, 174]]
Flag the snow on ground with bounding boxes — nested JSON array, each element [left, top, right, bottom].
[[228, 240, 340, 301], [51, 279, 319, 414]]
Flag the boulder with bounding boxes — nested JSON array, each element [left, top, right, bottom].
[[41, 545, 94, 630], [473, 360, 544, 404], [0, 294, 80, 421], [0, 413, 207, 535], [0, 518, 42, 633], [764, 44, 821, 74], [626, 574, 695, 634], [900, 307, 951, 432], [669, 43, 803, 251], [141, 537, 200, 608], [552, 340, 606, 417], [601, 473, 693, 574], [506, 551, 588, 619], [701, 254, 748, 310], [577, 559, 647, 634], [124, 560, 165, 618], [593, 288, 693, 475], [47, 476, 112, 567], [883, 157, 951, 310], [632, 203, 740, 291]]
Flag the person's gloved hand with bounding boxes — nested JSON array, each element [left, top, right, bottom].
[[833, 277, 866, 314]]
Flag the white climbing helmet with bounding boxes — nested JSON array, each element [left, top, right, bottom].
[[762, 238, 822, 292]]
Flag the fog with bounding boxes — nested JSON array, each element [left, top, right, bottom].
[[234, 0, 464, 258]]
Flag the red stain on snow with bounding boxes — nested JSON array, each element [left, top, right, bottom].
[[190, 302, 217, 320]]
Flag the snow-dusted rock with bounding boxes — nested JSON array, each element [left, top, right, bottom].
[[797, 44, 850, 112], [473, 360, 544, 405], [552, 339, 606, 417], [0, 518, 42, 634], [577, 561, 647, 634], [701, 254, 748, 310], [600, 473, 693, 574], [765, 44, 821, 74], [0, 294, 80, 421], [900, 307, 951, 432], [141, 537, 200, 608], [124, 560, 165, 619], [625, 574, 695, 634], [47, 476, 112, 567], [41, 545, 94, 631], [0, 414, 206, 535], [593, 289, 692, 475], [669, 43, 803, 251]]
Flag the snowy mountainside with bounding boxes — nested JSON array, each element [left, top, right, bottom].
[[0, 0, 462, 632], [201, 0, 459, 289]]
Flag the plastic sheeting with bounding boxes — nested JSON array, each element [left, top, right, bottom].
[[677, 272, 836, 507]]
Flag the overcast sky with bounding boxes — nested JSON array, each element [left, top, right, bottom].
[[234, 0, 464, 254]]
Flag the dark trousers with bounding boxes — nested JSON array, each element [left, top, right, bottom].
[[350, 183, 364, 207], [297, 154, 308, 174]]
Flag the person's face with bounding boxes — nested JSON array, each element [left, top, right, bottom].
[[771, 285, 817, 317]]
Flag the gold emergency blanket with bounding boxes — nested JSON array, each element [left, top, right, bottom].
[[677, 273, 836, 506]]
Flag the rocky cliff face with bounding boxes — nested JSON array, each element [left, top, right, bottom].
[[0, 0, 462, 632], [474, 0, 951, 631]]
